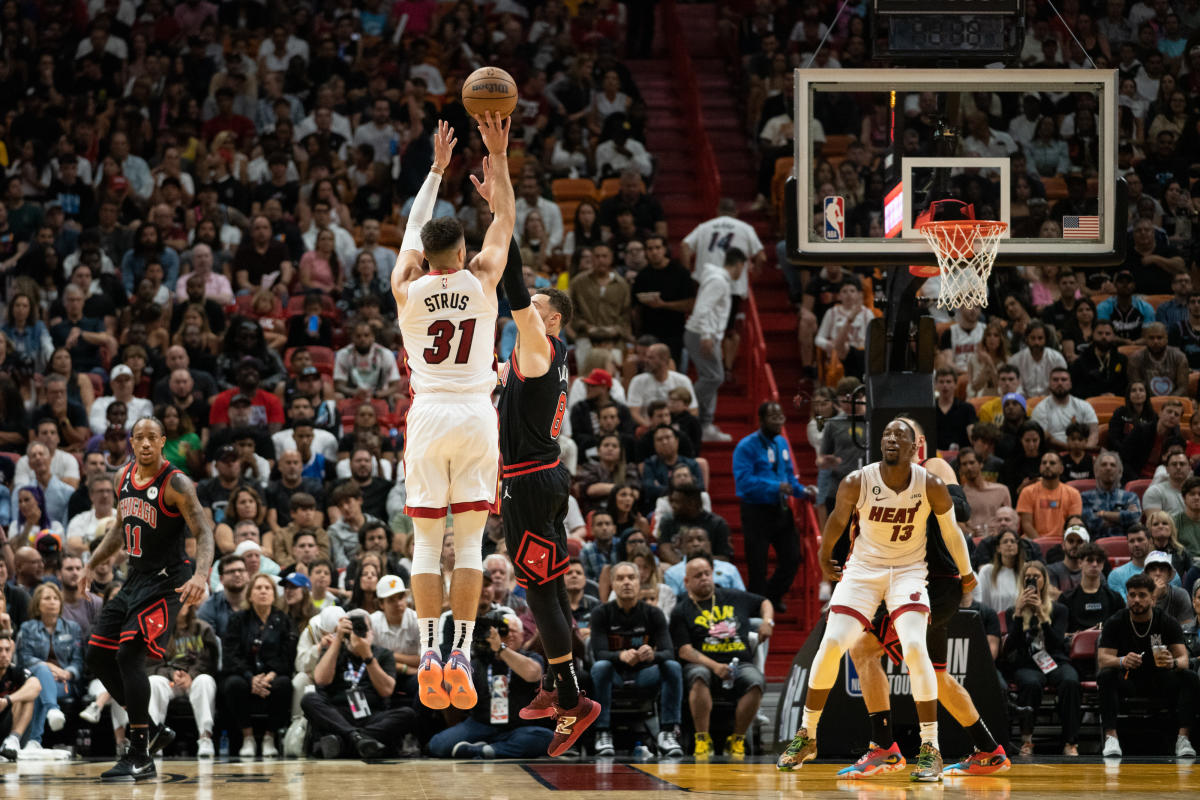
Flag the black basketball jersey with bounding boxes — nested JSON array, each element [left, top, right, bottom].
[[117, 460, 189, 574], [498, 335, 569, 466]]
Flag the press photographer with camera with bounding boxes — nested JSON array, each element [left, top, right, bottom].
[[303, 608, 417, 759], [427, 610, 553, 759]]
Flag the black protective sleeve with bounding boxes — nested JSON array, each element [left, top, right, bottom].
[[502, 237, 530, 311]]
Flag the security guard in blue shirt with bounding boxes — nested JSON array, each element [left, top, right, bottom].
[[732, 401, 808, 609]]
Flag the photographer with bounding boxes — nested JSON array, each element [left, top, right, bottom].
[[303, 609, 416, 759], [1000, 561, 1080, 757], [427, 612, 553, 759]]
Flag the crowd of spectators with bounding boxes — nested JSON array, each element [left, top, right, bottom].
[[0, 0, 813, 764]]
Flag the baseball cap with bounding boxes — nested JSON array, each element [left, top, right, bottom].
[[229, 393, 254, 407], [233, 540, 261, 556], [110, 364, 133, 381], [283, 572, 311, 590], [376, 574, 407, 599], [316, 605, 347, 633], [35, 530, 63, 555], [1001, 392, 1026, 411], [1063, 525, 1090, 543], [216, 444, 239, 462], [581, 368, 613, 388], [1144, 550, 1174, 573]]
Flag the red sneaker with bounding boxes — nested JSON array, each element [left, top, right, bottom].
[[444, 649, 478, 711], [417, 651, 450, 710], [547, 694, 601, 757], [520, 687, 558, 720], [943, 746, 1011, 776]]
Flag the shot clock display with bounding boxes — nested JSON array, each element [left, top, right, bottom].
[[872, 0, 1024, 63]]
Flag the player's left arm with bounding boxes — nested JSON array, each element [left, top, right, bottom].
[[392, 120, 458, 309], [927, 475, 977, 593], [168, 471, 214, 608], [466, 112, 515, 291]]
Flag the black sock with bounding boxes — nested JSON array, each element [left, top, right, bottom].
[[967, 718, 998, 752], [542, 670, 556, 692], [128, 724, 149, 757], [550, 659, 580, 708], [869, 711, 894, 748]]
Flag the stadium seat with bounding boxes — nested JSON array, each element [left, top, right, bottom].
[[1150, 395, 1193, 417], [1070, 628, 1102, 684], [1109, 555, 1131, 568], [1144, 294, 1172, 309], [285, 346, 336, 377], [1034, 536, 1061, 554], [1043, 176, 1068, 200], [557, 201, 580, 230], [551, 178, 599, 203], [1191, 372, 1199, 397], [1085, 396, 1124, 424], [1026, 395, 1046, 414], [956, 372, 968, 400], [286, 293, 338, 319], [1066, 479, 1096, 493], [822, 134, 854, 158], [1097, 537, 1130, 558], [967, 395, 996, 413], [1123, 478, 1152, 500]]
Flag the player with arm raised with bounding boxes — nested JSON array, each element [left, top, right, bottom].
[[82, 416, 214, 781], [778, 418, 961, 782], [394, 113, 515, 712]]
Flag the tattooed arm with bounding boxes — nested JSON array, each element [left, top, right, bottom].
[[167, 471, 215, 608]]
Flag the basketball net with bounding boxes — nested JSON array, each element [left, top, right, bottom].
[[916, 220, 1007, 310]]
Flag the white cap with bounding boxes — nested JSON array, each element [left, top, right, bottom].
[[376, 574, 407, 599], [315, 605, 346, 633], [110, 364, 133, 380], [233, 540, 262, 556], [1144, 551, 1174, 573], [1063, 525, 1090, 542]]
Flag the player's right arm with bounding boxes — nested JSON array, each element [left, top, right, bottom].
[[80, 514, 124, 595], [819, 470, 861, 582], [466, 112, 515, 291], [497, 227, 553, 378], [391, 120, 458, 310]]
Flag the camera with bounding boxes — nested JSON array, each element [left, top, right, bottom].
[[350, 615, 368, 638], [472, 610, 510, 661], [1024, 574, 1038, 590]]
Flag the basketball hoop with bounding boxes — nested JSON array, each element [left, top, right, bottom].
[[915, 220, 1008, 310]]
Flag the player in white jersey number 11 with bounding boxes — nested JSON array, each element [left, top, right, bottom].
[[391, 113, 515, 713], [778, 419, 966, 782]]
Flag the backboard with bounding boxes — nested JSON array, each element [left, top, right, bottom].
[[789, 68, 1125, 269]]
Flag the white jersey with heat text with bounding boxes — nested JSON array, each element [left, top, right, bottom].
[[398, 268, 498, 395], [851, 462, 931, 568]]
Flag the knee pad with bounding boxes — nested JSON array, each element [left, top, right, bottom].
[[452, 510, 487, 572], [411, 516, 446, 576]]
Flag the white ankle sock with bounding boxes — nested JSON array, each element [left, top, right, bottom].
[[920, 721, 939, 746], [452, 619, 475, 658], [418, 617, 438, 656], [801, 707, 821, 734]]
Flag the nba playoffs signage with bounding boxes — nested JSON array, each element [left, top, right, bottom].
[[873, 0, 1020, 13], [775, 610, 1008, 757]]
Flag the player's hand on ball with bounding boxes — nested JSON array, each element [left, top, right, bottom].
[[474, 111, 510, 155], [175, 574, 209, 608], [433, 120, 457, 171]]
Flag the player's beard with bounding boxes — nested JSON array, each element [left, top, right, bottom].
[[883, 452, 900, 466]]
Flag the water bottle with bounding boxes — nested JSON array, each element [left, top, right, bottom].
[[633, 740, 652, 761], [723, 658, 738, 691]]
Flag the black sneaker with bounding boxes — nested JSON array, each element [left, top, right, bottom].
[[349, 730, 388, 759], [149, 725, 176, 755], [316, 734, 342, 759], [101, 754, 157, 781]]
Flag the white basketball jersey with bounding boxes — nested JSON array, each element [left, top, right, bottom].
[[682, 216, 763, 298], [398, 268, 498, 395], [851, 462, 931, 567]]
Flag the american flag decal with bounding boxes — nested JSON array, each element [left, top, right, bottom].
[[1062, 216, 1099, 239]]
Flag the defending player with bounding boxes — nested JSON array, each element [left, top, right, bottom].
[[393, 114, 512, 711], [777, 418, 961, 781], [492, 237, 599, 755], [82, 417, 214, 781], [838, 418, 1006, 778]]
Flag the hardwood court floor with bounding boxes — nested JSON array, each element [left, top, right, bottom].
[[2, 758, 1197, 799]]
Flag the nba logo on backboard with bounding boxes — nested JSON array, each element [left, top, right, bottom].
[[824, 196, 844, 241]]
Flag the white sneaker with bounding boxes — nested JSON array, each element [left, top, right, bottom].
[[238, 738, 256, 758], [1177, 735, 1197, 758], [593, 730, 615, 757], [46, 709, 66, 732], [657, 729, 683, 758], [1, 734, 20, 760], [197, 736, 215, 759], [283, 718, 308, 758], [1102, 735, 1122, 757], [261, 733, 278, 758], [701, 424, 732, 443], [79, 702, 102, 724], [22, 740, 42, 752]]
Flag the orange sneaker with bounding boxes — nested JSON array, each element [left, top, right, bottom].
[[417, 650, 450, 710], [444, 649, 478, 710], [520, 687, 559, 720]]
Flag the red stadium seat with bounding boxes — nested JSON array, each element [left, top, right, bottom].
[[1066, 479, 1096, 493], [286, 346, 336, 377], [1096, 537, 1130, 558], [1123, 479, 1152, 501]]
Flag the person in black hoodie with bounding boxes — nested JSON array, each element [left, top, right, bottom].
[[1000, 560, 1081, 756], [587, 561, 683, 758]]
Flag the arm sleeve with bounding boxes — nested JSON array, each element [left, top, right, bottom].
[[501, 236, 530, 311], [401, 170, 443, 253]]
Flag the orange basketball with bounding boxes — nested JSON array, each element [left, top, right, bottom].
[[462, 67, 519, 119]]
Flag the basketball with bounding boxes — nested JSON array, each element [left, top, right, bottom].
[[462, 67, 518, 119]]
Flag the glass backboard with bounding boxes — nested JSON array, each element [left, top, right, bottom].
[[791, 68, 1123, 268]]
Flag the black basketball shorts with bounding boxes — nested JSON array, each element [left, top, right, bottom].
[[89, 562, 193, 658], [868, 575, 961, 672], [501, 463, 571, 588]]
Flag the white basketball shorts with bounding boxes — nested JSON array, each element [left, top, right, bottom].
[[403, 393, 499, 516], [828, 559, 930, 629]]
